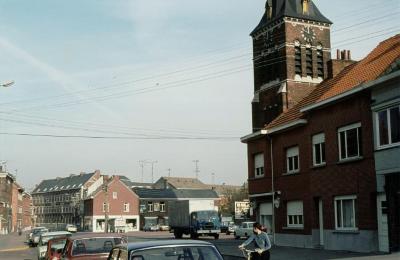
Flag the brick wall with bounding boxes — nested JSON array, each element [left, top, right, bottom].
[[247, 91, 377, 235], [90, 176, 139, 216]]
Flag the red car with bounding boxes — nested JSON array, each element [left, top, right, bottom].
[[46, 236, 70, 260], [60, 233, 127, 260]]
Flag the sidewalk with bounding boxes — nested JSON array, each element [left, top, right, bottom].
[[0, 232, 28, 251]]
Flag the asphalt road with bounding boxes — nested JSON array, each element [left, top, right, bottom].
[[1, 231, 398, 260]]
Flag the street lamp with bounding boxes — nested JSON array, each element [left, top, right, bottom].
[[0, 81, 14, 88]]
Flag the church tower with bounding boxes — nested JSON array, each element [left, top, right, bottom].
[[251, 0, 332, 132]]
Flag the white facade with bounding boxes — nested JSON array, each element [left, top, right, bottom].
[[85, 215, 139, 233]]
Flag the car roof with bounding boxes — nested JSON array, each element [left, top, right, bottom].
[[41, 231, 71, 237], [126, 240, 214, 251], [69, 233, 125, 240]]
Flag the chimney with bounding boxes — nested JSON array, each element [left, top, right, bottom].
[[327, 49, 356, 78]]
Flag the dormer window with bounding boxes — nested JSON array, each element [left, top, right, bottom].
[[302, 0, 310, 14], [266, 0, 273, 19]]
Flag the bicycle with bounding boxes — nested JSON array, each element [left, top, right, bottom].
[[238, 247, 256, 260]]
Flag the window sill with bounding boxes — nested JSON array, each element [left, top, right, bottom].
[[311, 163, 326, 169], [333, 229, 359, 234], [282, 226, 304, 230], [375, 143, 400, 151], [337, 156, 363, 165], [282, 171, 300, 176]]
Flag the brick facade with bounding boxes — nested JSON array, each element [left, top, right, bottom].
[[84, 175, 140, 232]]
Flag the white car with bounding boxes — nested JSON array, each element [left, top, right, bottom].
[[234, 221, 255, 239], [65, 224, 77, 233]]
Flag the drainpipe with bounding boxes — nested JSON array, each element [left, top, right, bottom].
[[268, 135, 276, 244]]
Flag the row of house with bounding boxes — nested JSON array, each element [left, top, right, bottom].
[[31, 172, 241, 232], [241, 0, 399, 254], [0, 167, 32, 234]]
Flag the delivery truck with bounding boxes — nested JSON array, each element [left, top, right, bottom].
[[169, 200, 221, 239]]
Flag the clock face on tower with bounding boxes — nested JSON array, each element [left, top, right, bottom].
[[301, 26, 316, 43]]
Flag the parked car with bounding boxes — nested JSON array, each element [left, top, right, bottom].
[[66, 224, 78, 233], [61, 233, 127, 259], [108, 240, 224, 260], [27, 226, 47, 246], [32, 228, 49, 247], [227, 223, 238, 235], [143, 224, 159, 232], [159, 225, 170, 231], [234, 221, 255, 239], [37, 231, 71, 260]]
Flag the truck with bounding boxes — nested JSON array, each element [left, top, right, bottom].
[[168, 200, 221, 239]]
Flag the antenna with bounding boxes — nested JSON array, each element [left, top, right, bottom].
[[167, 168, 172, 177], [139, 160, 146, 182], [193, 160, 200, 179]]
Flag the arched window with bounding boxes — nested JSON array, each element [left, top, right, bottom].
[[306, 47, 313, 77], [317, 44, 324, 78], [294, 40, 302, 76], [302, 0, 310, 14]]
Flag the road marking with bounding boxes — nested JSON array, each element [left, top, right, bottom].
[[0, 246, 29, 252]]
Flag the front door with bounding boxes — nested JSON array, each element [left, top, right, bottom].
[[377, 194, 389, 252]]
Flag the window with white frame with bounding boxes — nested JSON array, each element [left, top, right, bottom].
[[112, 192, 117, 199], [376, 105, 400, 147], [160, 202, 165, 212], [312, 133, 326, 166], [338, 123, 362, 160], [254, 153, 265, 178], [102, 202, 109, 213], [148, 202, 153, 212], [124, 202, 130, 212], [334, 195, 357, 230], [286, 146, 300, 173], [154, 202, 160, 212], [287, 201, 303, 228]]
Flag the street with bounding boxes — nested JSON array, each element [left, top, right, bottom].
[[1, 231, 398, 260]]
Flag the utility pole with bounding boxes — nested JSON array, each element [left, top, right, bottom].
[[167, 168, 172, 177], [139, 160, 146, 182], [147, 161, 157, 183], [193, 160, 200, 179], [211, 172, 215, 186], [103, 177, 109, 233]]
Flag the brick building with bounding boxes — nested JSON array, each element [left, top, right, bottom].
[[11, 182, 24, 232], [22, 192, 33, 230], [0, 170, 14, 234], [250, 0, 332, 131], [83, 175, 140, 232], [242, 33, 400, 253], [32, 170, 102, 230]]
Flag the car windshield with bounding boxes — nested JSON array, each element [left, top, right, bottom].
[[194, 211, 219, 222], [130, 246, 223, 260], [72, 237, 126, 256]]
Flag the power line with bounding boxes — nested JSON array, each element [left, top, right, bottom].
[[0, 132, 240, 140]]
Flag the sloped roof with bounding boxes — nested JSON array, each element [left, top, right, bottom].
[[32, 172, 96, 194], [205, 184, 243, 196], [157, 177, 208, 189], [119, 176, 153, 188], [134, 188, 219, 200], [266, 34, 400, 130], [251, 0, 332, 36]]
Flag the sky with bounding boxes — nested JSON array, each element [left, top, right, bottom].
[[0, 0, 399, 190]]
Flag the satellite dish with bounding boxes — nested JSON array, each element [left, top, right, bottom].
[[1, 80, 14, 87]]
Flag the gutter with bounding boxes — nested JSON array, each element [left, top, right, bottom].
[[240, 130, 268, 143], [265, 119, 308, 135], [249, 192, 273, 198], [301, 70, 400, 113]]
